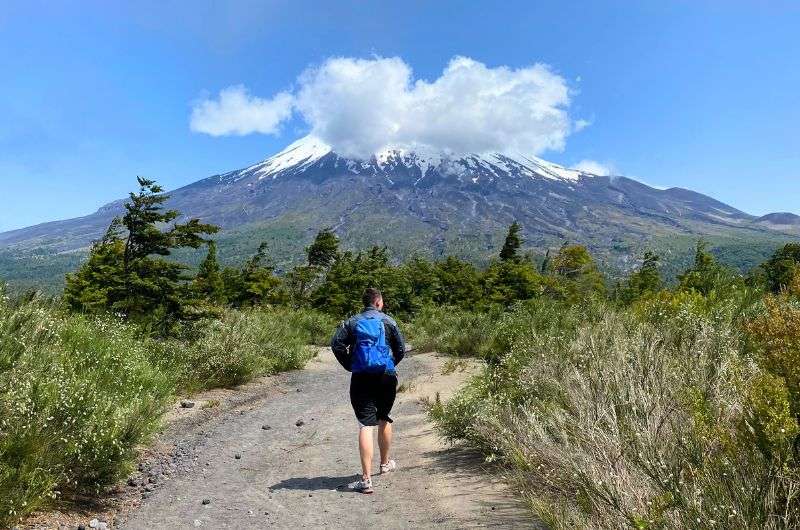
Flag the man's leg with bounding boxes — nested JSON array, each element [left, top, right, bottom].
[[358, 426, 374, 479], [378, 420, 392, 465]]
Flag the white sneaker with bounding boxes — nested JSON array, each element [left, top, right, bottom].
[[380, 460, 397, 474], [347, 476, 374, 494]]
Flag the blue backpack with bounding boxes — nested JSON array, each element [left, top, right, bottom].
[[351, 316, 395, 374]]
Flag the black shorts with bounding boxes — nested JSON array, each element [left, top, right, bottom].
[[349, 373, 398, 427]]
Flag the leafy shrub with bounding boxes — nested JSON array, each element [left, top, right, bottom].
[[745, 293, 800, 417], [0, 293, 172, 525]]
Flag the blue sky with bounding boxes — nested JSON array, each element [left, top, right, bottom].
[[1, 0, 799, 232]]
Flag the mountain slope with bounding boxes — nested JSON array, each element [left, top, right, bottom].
[[1, 135, 797, 288]]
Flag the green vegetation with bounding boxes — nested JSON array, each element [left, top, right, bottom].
[[3, 177, 800, 527], [421, 243, 800, 528]]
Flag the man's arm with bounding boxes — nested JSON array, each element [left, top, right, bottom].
[[383, 317, 407, 365], [331, 319, 353, 372]]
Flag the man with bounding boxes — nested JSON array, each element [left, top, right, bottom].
[[331, 287, 407, 494]]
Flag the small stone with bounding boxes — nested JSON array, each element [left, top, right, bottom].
[[296, 388, 302, 392], [261, 424, 271, 430], [235, 453, 242, 460], [144, 485, 154, 492], [78, 526, 86, 530], [295, 419, 305, 427], [193, 520, 202, 527], [491, 506, 496, 511], [180, 400, 195, 409], [97, 523, 108, 530], [202, 498, 211, 505], [247, 510, 254, 516], [308, 493, 313, 497], [89, 519, 99, 528]]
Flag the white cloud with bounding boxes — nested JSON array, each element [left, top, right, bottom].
[[191, 56, 586, 158], [573, 159, 614, 176], [190, 85, 293, 136]]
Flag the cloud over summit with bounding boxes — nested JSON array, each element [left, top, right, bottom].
[[191, 56, 583, 158]]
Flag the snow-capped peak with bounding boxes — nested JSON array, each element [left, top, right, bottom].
[[238, 135, 598, 183], [246, 135, 332, 180]]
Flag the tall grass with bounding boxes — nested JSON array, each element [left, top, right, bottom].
[[161, 307, 334, 391], [426, 293, 800, 528], [0, 291, 335, 526]]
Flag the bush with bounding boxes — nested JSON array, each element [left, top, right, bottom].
[[0, 290, 328, 526], [155, 308, 322, 392], [431, 298, 800, 528], [0, 294, 172, 525], [408, 306, 498, 358]]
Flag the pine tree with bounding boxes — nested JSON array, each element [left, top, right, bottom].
[[225, 242, 281, 307], [499, 222, 523, 262], [65, 177, 218, 334], [307, 228, 340, 268], [194, 241, 225, 305], [677, 240, 730, 296], [618, 251, 662, 304], [64, 218, 126, 312]]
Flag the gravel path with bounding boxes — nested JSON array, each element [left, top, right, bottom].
[[114, 350, 529, 529]]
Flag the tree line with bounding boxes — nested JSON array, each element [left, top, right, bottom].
[[63, 178, 800, 334]]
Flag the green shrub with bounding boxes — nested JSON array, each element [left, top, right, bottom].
[[408, 306, 498, 358], [163, 308, 318, 391], [0, 294, 172, 525], [432, 302, 800, 528]]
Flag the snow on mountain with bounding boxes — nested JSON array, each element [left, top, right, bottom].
[[231, 134, 596, 184]]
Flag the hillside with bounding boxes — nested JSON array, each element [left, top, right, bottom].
[[1, 135, 797, 289]]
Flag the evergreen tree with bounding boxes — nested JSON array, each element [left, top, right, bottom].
[[499, 222, 523, 262], [226, 242, 281, 307], [64, 177, 218, 334], [482, 259, 545, 307], [194, 241, 225, 304], [283, 265, 318, 308], [403, 256, 441, 309], [64, 219, 126, 312], [540, 248, 552, 274], [307, 228, 340, 268], [677, 241, 731, 296], [618, 251, 662, 304], [311, 247, 412, 317], [434, 256, 481, 307], [762, 243, 800, 293]]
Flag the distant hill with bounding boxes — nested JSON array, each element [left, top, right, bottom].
[[1, 135, 797, 290]]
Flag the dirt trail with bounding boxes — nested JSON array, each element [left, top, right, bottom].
[[111, 350, 529, 529]]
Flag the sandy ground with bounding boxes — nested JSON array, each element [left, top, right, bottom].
[[25, 350, 532, 529]]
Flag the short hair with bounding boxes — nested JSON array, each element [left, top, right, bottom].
[[362, 287, 382, 307]]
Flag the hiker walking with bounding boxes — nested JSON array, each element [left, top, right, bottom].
[[331, 288, 407, 494]]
